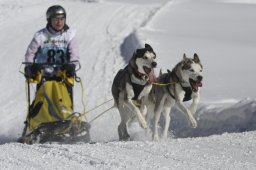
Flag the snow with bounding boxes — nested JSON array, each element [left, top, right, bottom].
[[1, 132, 256, 169], [0, 0, 256, 169]]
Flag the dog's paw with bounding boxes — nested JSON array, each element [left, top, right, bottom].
[[190, 119, 197, 128], [153, 134, 159, 141], [140, 121, 148, 129], [137, 116, 148, 129]]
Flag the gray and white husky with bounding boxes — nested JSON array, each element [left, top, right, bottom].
[[112, 44, 157, 141], [147, 53, 203, 140]]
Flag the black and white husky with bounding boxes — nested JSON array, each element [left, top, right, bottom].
[[147, 53, 203, 140], [112, 44, 157, 140]]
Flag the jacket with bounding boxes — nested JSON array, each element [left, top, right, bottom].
[[25, 25, 79, 64]]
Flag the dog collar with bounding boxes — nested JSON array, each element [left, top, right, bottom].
[[130, 74, 148, 86], [133, 68, 148, 80]]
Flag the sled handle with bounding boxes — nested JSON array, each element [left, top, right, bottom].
[[21, 60, 81, 71]]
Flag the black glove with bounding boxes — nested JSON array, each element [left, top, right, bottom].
[[61, 63, 76, 77], [24, 64, 42, 79]]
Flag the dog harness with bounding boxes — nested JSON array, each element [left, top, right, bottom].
[[130, 67, 150, 100], [130, 82, 147, 100], [113, 66, 149, 101], [165, 71, 192, 102]]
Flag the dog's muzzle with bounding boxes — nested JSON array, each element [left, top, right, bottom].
[[143, 62, 157, 83], [189, 76, 203, 92], [143, 61, 157, 75], [151, 62, 157, 68]]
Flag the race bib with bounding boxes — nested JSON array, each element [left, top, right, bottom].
[[35, 47, 69, 64]]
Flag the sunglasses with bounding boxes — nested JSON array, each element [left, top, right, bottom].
[[52, 16, 65, 22]]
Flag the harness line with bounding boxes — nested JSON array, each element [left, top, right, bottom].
[[79, 98, 114, 117], [85, 81, 178, 123], [89, 105, 115, 124], [152, 81, 176, 86], [78, 79, 87, 119]]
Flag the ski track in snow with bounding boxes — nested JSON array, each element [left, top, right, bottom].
[[1, 0, 256, 169]]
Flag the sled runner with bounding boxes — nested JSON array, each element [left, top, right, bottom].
[[18, 61, 91, 144]]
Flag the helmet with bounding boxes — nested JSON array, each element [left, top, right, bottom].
[[46, 5, 66, 21]]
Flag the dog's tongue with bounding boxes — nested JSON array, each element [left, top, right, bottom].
[[192, 81, 202, 92], [148, 69, 157, 83], [196, 81, 203, 87], [197, 81, 203, 87]]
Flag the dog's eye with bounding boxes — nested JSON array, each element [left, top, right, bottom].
[[200, 70, 203, 72], [153, 55, 156, 59], [143, 56, 148, 59], [190, 69, 194, 72]]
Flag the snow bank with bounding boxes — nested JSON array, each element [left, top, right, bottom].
[[168, 99, 256, 138]]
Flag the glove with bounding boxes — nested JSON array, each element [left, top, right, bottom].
[[24, 64, 42, 79], [61, 63, 76, 77]]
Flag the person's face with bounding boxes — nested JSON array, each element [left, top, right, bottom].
[[51, 14, 65, 31]]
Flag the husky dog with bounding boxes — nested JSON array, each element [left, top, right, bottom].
[[112, 44, 157, 140], [147, 53, 203, 140]]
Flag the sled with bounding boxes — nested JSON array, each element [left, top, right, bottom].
[[18, 62, 91, 144]]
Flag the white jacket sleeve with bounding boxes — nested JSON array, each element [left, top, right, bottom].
[[68, 36, 79, 62], [25, 36, 40, 63]]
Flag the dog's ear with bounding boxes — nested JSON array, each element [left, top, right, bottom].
[[181, 54, 192, 70], [183, 53, 187, 60], [167, 69, 171, 74], [159, 68, 163, 76], [193, 53, 200, 63], [145, 44, 153, 50]]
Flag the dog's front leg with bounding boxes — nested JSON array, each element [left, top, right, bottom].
[[189, 92, 200, 115], [141, 96, 152, 138], [140, 96, 148, 117], [176, 99, 197, 128], [125, 99, 147, 129], [125, 83, 147, 129]]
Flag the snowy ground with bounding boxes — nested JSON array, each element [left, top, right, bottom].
[[0, 0, 256, 169], [1, 132, 256, 169]]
